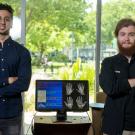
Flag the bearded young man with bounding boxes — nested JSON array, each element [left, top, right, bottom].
[[99, 18, 135, 135], [0, 3, 31, 135]]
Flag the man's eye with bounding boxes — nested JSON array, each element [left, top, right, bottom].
[[129, 33, 135, 36], [5, 18, 10, 22], [119, 33, 125, 36], [0, 17, 10, 22]]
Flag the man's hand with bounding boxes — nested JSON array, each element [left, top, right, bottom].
[[128, 79, 135, 88], [76, 96, 87, 109], [8, 77, 18, 84], [64, 96, 73, 109], [65, 83, 74, 95], [77, 83, 85, 95]]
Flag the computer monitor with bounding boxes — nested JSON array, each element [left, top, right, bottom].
[[35, 80, 89, 121]]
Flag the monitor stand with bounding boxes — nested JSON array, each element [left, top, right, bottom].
[[57, 110, 67, 121], [53, 110, 72, 123]]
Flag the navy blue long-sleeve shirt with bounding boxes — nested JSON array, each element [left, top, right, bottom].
[[0, 37, 31, 118]]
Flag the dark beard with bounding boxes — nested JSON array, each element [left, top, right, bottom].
[[118, 40, 135, 56]]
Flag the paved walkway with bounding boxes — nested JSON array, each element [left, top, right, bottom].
[[24, 71, 52, 135]]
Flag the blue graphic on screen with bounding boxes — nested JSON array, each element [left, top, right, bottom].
[[37, 81, 63, 110]]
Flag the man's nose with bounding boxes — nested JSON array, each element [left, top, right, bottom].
[[0, 19, 6, 24], [125, 35, 130, 41]]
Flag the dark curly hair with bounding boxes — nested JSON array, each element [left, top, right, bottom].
[[0, 3, 14, 18], [114, 18, 135, 37], [115, 18, 135, 56]]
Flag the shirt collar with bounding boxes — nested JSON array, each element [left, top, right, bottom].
[[4, 36, 12, 44], [118, 53, 135, 62]]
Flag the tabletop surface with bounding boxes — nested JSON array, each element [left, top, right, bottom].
[[89, 103, 104, 109]]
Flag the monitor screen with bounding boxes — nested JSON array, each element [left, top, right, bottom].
[[35, 80, 89, 113]]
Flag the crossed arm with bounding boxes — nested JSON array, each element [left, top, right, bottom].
[[0, 50, 31, 96]]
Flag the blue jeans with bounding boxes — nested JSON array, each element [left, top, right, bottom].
[[0, 114, 22, 135]]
